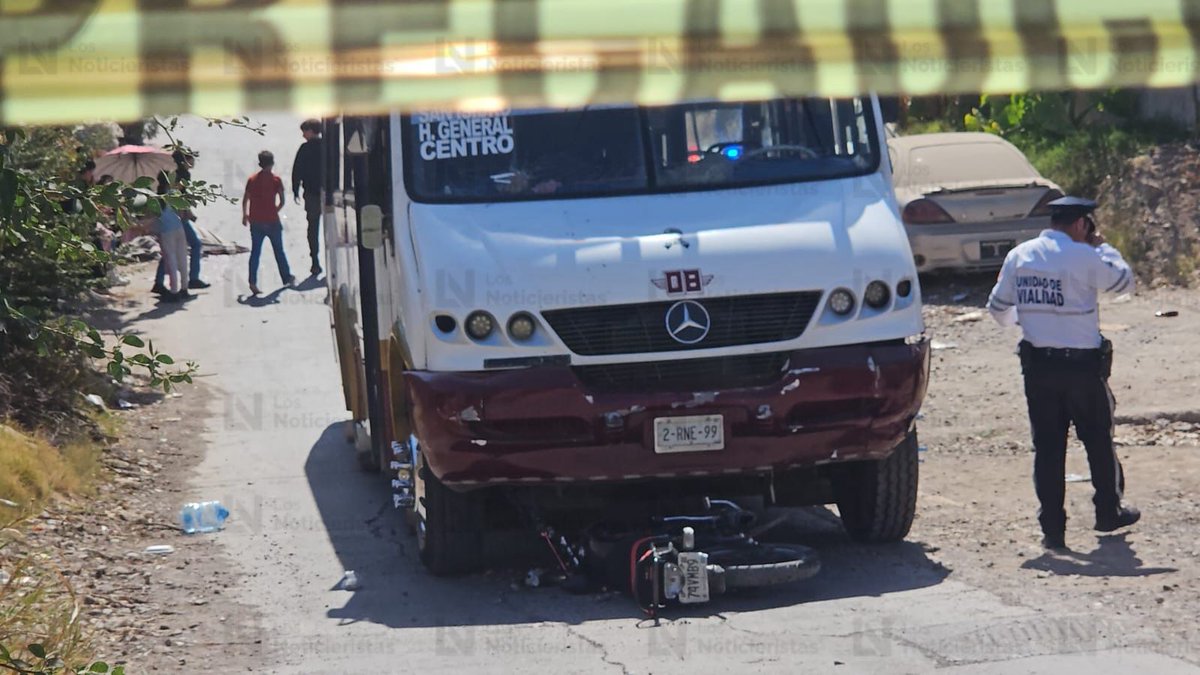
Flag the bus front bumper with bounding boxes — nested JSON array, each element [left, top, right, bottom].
[[406, 340, 929, 489]]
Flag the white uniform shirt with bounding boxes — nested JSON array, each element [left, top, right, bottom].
[[987, 229, 1135, 349]]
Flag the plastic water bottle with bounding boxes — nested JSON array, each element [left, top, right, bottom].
[[179, 501, 229, 534]]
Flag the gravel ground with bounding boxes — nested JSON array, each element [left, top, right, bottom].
[[914, 272, 1200, 664]]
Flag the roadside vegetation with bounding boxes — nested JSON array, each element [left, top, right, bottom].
[[1, 115, 262, 671], [899, 90, 1196, 281], [899, 90, 1189, 199], [0, 117, 257, 673], [1, 421, 114, 674]]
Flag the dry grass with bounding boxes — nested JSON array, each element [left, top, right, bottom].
[[0, 423, 99, 517], [1, 422, 106, 669], [0, 530, 91, 669]]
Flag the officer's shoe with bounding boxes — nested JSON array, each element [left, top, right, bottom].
[[1041, 533, 1067, 551], [1095, 505, 1141, 532]]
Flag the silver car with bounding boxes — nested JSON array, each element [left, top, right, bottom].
[[888, 132, 1063, 272]]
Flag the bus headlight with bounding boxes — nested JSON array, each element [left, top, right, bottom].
[[507, 313, 536, 341], [829, 288, 856, 316], [466, 311, 496, 340], [864, 281, 891, 309]]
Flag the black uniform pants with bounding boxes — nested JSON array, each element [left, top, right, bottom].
[[303, 191, 321, 269], [1021, 357, 1125, 536]]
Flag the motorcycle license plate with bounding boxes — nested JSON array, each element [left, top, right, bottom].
[[677, 551, 710, 604], [653, 415, 724, 454]]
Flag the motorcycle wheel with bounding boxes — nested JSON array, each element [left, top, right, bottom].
[[706, 543, 820, 589]]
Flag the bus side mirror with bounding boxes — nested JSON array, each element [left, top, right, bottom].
[[360, 205, 384, 249], [346, 129, 368, 155], [878, 96, 901, 124]]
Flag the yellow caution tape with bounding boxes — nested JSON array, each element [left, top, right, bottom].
[[1, 0, 1197, 124]]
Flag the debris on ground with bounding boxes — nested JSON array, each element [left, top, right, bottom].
[[84, 393, 106, 409], [195, 225, 249, 256], [952, 310, 985, 324], [116, 236, 161, 262], [338, 570, 361, 591], [930, 340, 959, 350], [524, 568, 545, 588], [144, 544, 175, 555]]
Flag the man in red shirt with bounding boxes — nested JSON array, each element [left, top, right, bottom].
[[242, 150, 295, 295]]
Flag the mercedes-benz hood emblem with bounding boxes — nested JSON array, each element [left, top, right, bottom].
[[665, 300, 711, 344]]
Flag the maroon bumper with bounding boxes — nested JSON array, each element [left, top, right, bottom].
[[407, 340, 929, 487]]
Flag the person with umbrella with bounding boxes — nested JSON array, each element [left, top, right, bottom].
[[150, 150, 210, 295], [154, 173, 193, 303], [94, 145, 209, 295]]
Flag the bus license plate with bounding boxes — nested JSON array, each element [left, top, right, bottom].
[[677, 551, 711, 604], [654, 415, 724, 454]]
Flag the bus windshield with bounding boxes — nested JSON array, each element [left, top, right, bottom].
[[404, 98, 879, 202]]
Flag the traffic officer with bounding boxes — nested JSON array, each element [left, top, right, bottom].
[[987, 196, 1139, 550]]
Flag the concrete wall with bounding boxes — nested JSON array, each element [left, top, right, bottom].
[[1137, 86, 1200, 131]]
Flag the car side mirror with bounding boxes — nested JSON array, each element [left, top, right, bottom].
[[360, 204, 384, 249]]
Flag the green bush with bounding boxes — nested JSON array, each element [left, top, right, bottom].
[[1014, 126, 1162, 198], [0, 124, 199, 433]]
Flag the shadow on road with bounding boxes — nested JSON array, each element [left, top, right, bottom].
[[304, 423, 950, 629], [1020, 533, 1177, 577], [293, 273, 325, 292], [236, 287, 287, 307], [131, 295, 193, 321]]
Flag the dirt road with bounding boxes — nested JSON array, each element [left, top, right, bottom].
[[103, 115, 1200, 674]]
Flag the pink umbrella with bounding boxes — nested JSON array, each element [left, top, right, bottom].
[[94, 145, 177, 184]]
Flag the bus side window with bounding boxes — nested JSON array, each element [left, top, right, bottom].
[[365, 117, 392, 238], [323, 117, 341, 199]]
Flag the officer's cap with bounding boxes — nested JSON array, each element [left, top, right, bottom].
[[1046, 195, 1098, 221]]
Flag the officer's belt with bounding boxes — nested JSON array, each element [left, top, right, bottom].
[[1020, 341, 1101, 361]]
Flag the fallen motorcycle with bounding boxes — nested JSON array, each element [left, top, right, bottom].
[[538, 499, 820, 616]]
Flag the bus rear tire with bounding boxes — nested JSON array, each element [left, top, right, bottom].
[[834, 430, 919, 543], [417, 466, 485, 576]]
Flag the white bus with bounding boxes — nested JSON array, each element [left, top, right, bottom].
[[323, 96, 929, 575]]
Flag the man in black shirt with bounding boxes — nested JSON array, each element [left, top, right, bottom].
[[292, 119, 324, 275]]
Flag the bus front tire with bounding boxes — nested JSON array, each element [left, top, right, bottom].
[[834, 430, 919, 543], [417, 466, 485, 576]]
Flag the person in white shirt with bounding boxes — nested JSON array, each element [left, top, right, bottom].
[[987, 196, 1139, 551]]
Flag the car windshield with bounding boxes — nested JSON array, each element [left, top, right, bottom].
[[903, 142, 1036, 186], [404, 98, 878, 202]]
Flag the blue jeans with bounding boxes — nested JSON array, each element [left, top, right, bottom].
[[248, 221, 292, 286], [155, 219, 201, 285]]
